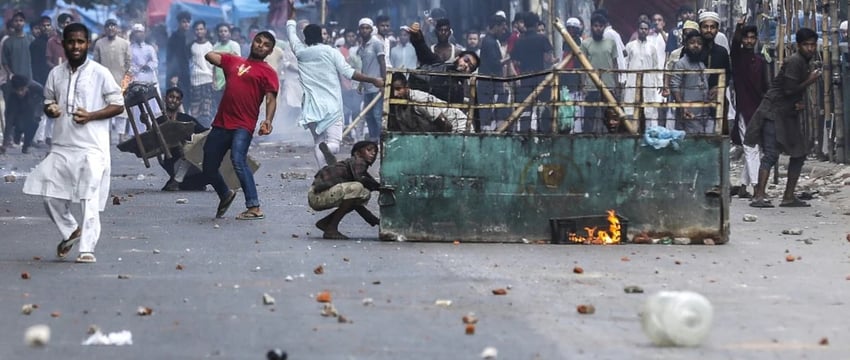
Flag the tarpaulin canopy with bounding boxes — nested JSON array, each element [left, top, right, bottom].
[[43, 0, 120, 32], [164, 1, 227, 34], [148, 0, 218, 26]]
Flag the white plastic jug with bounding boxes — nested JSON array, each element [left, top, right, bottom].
[[641, 291, 713, 347]]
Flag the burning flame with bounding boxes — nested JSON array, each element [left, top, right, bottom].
[[568, 210, 622, 245]]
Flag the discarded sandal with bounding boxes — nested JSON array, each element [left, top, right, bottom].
[[779, 198, 811, 207], [236, 210, 265, 220], [749, 199, 774, 208], [216, 190, 236, 218], [75, 252, 96, 263], [57, 227, 82, 258]]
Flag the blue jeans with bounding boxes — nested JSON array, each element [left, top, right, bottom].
[[202, 127, 259, 208], [363, 92, 382, 142]]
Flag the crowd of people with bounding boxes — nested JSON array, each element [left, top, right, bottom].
[[1, 4, 848, 260]]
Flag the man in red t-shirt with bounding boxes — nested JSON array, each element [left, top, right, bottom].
[[203, 31, 279, 220]]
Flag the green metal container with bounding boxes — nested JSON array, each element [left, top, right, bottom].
[[379, 133, 730, 244]]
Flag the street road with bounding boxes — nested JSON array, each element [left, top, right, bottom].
[[1, 135, 849, 359]]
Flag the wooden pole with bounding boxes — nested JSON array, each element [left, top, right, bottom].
[[466, 76, 477, 132], [821, 1, 832, 160], [714, 73, 726, 134], [634, 72, 643, 131], [828, 0, 845, 162], [343, 93, 382, 138], [496, 57, 573, 132], [320, 0, 327, 25], [776, 0, 785, 71], [551, 18, 635, 133]]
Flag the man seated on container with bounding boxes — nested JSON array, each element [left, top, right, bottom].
[[387, 72, 467, 132], [308, 141, 381, 240], [403, 23, 479, 105]]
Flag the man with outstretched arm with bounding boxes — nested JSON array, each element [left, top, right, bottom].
[[203, 31, 279, 220]]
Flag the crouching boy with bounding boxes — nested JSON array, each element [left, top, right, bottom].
[[308, 141, 381, 239]]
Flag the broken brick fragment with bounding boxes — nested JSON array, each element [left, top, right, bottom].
[[316, 291, 332, 303], [573, 266, 584, 274], [577, 304, 595, 314], [491, 288, 508, 296]]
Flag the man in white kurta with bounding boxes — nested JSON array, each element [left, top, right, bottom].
[[23, 23, 124, 263], [286, 7, 383, 168], [624, 22, 661, 126]]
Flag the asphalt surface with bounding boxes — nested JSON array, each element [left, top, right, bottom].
[[1, 130, 849, 360]]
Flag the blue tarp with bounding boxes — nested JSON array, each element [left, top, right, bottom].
[[166, 2, 226, 34], [44, 0, 120, 32]]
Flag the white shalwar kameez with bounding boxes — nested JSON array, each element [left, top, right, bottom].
[[23, 59, 124, 254], [624, 38, 662, 126]]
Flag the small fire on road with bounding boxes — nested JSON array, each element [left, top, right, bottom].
[[568, 210, 622, 245]]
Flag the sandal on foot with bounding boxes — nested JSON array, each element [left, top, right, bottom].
[[75, 252, 96, 263], [216, 190, 237, 218], [779, 198, 811, 207], [315, 216, 331, 231], [57, 227, 82, 258], [749, 199, 774, 208], [323, 231, 349, 240], [236, 210, 265, 220]]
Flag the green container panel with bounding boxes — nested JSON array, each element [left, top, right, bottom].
[[379, 133, 730, 244]]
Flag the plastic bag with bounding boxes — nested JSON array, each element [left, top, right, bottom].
[[643, 126, 686, 150]]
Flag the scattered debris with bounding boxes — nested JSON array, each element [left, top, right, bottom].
[[621, 256, 630, 262], [32, 256, 41, 261], [491, 288, 508, 296], [213, 224, 220, 229], [284, 275, 294, 282], [87, 325, 100, 335], [785, 255, 796, 262], [21, 304, 37, 315], [313, 265, 324, 275], [573, 266, 584, 274], [81, 330, 133, 346], [291, 234, 299, 238], [372, 280, 381, 285], [846, 233, 850, 242], [136, 174, 145, 181], [675, 260, 682, 265], [20, 272, 30, 280], [453, 240, 460, 245], [112, 196, 121, 205], [465, 324, 476, 335], [480, 346, 498, 359], [136, 306, 153, 316], [362, 298, 374, 306], [263, 293, 276, 305], [117, 274, 130, 279], [24, 324, 50, 347], [4, 174, 16, 183], [50, 311, 60, 318], [175, 198, 188, 204], [320, 303, 338, 317], [280, 172, 308, 180], [673, 238, 691, 245], [176, 264, 184, 270], [434, 299, 453, 307], [316, 291, 331, 303], [462, 313, 478, 324], [819, 337, 829, 346], [337, 315, 350, 323], [703, 238, 716, 245], [266, 348, 288, 360], [742, 214, 758, 222], [782, 228, 803, 236], [153, 249, 161, 254], [624, 285, 645, 294], [576, 304, 596, 314]]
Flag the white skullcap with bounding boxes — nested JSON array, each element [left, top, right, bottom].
[[495, 11, 507, 19], [131, 23, 145, 32], [698, 11, 720, 24], [358, 18, 374, 28], [565, 17, 581, 28], [840, 20, 848, 31]]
